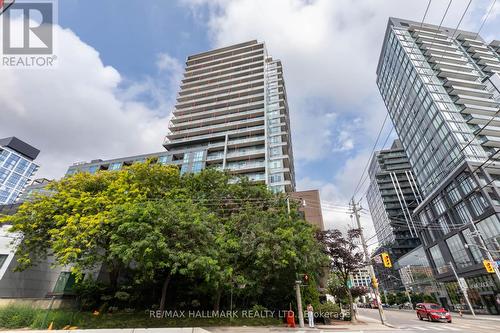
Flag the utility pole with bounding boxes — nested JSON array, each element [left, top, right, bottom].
[[448, 261, 476, 318], [470, 222, 500, 283], [295, 280, 305, 328], [351, 198, 386, 325]]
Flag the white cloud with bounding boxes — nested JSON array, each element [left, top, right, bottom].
[[0, 21, 182, 180]]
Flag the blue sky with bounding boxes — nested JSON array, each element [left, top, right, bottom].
[[1, 0, 499, 236]]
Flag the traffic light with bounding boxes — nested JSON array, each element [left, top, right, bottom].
[[371, 277, 378, 288], [381, 252, 392, 268], [483, 260, 495, 273]]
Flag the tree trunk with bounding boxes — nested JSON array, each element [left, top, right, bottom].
[[213, 287, 222, 311], [159, 273, 172, 312], [347, 288, 357, 323], [108, 265, 120, 291]]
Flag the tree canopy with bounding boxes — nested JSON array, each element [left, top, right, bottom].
[[1, 162, 326, 311]]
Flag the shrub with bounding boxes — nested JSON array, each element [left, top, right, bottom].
[[0, 305, 40, 328], [31, 310, 81, 329]]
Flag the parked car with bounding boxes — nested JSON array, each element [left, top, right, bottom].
[[415, 303, 452, 323]]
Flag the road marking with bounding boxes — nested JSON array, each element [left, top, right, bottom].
[[444, 327, 462, 331], [431, 327, 445, 331], [476, 325, 495, 329], [411, 327, 429, 331]]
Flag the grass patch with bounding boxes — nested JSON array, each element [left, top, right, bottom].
[[0, 307, 281, 329]]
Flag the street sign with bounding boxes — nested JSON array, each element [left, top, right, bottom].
[[458, 277, 468, 291]]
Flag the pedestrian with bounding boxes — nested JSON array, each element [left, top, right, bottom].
[[307, 303, 314, 328]]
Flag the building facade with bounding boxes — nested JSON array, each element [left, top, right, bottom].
[[0, 137, 39, 205], [289, 189, 325, 230], [68, 40, 296, 193], [367, 139, 422, 256], [377, 17, 500, 314]]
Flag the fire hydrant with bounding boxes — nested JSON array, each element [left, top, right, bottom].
[[286, 310, 296, 328]]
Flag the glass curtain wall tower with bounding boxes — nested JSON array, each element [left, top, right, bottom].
[[377, 18, 500, 314]]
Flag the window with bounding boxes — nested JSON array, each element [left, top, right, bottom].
[[446, 234, 472, 269], [446, 183, 461, 204], [0, 150, 9, 165], [0, 168, 9, 183], [476, 215, 500, 253], [469, 193, 488, 216], [433, 196, 446, 215], [87, 165, 99, 174], [455, 202, 472, 224], [158, 156, 169, 165], [3, 154, 19, 170], [14, 159, 29, 175], [192, 162, 202, 173], [457, 173, 475, 194], [193, 151, 204, 162], [429, 245, 448, 274], [0, 254, 8, 270], [269, 160, 282, 169], [462, 229, 483, 264], [438, 216, 450, 234], [6, 173, 21, 188], [109, 162, 122, 171], [269, 174, 282, 183], [269, 147, 281, 157]]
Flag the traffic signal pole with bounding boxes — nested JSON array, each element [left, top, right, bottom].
[[351, 199, 387, 325], [470, 221, 500, 283]]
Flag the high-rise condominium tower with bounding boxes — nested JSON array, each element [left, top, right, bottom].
[[377, 18, 500, 313], [367, 139, 422, 256], [67, 41, 296, 193], [164, 40, 295, 193]]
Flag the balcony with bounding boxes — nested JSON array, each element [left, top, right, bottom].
[[428, 55, 468, 65], [226, 161, 265, 172], [175, 88, 264, 110], [184, 54, 264, 79], [177, 78, 264, 102], [465, 114, 500, 127], [471, 49, 496, 58], [453, 94, 500, 108], [447, 85, 493, 99], [171, 108, 265, 130], [443, 77, 485, 90], [433, 60, 474, 72], [424, 48, 464, 58], [180, 66, 264, 91], [225, 148, 265, 161], [437, 68, 479, 81], [167, 117, 265, 139], [480, 135, 500, 148], [172, 101, 264, 123], [475, 125, 500, 136], [416, 35, 453, 46], [173, 93, 265, 117], [483, 62, 500, 72], [227, 135, 265, 147], [460, 104, 499, 116], [164, 125, 265, 148]]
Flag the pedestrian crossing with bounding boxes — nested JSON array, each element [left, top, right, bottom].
[[397, 323, 498, 331]]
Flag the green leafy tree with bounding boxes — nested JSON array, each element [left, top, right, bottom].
[[1, 164, 326, 312]]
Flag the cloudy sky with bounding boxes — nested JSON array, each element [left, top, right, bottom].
[[1, 0, 499, 244]]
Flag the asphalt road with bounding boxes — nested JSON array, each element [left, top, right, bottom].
[[358, 308, 499, 332]]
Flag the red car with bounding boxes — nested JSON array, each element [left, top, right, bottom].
[[416, 303, 452, 323]]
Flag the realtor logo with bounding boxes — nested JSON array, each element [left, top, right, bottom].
[[2, 1, 53, 54]]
